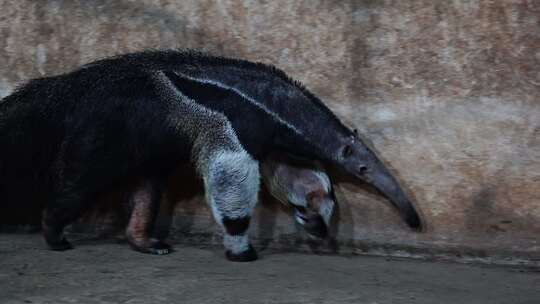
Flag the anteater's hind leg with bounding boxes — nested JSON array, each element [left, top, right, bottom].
[[125, 178, 171, 255], [203, 151, 260, 262], [42, 188, 93, 251]]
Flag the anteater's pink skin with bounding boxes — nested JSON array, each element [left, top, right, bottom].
[[125, 180, 171, 255]]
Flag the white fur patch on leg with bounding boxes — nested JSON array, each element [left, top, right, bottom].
[[223, 234, 250, 254], [205, 150, 260, 220], [202, 150, 260, 254]]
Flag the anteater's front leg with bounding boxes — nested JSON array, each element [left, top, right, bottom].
[[203, 150, 260, 262], [125, 178, 171, 255], [150, 70, 260, 260]]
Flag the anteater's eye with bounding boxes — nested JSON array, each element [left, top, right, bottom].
[[342, 145, 353, 158]]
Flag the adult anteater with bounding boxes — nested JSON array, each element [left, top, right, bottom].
[[0, 50, 421, 261]]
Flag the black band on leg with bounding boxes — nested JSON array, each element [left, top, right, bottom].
[[222, 216, 250, 236]]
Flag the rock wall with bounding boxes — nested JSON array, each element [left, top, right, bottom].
[[1, 0, 539, 264]]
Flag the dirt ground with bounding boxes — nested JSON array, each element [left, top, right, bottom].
[[0, 234, 538, 304]]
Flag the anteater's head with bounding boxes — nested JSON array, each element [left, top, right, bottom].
[[329, 129, 422, 230]]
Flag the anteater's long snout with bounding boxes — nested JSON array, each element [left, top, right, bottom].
[[366, 164, 422, 230], [342, 139, 422, 230]]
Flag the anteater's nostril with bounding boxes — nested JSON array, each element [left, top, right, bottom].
[[359, 165, 368, 175]]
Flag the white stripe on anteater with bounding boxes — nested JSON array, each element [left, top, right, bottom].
[[172, 71, 303, 137]]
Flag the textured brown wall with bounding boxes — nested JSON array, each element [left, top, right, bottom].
[[1, 0, 539, 263]]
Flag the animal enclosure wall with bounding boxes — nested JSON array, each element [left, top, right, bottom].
[[0, 0, 538, 263]]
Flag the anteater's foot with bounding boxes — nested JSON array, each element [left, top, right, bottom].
[[147, 240, 172, 255], [129, 238, 172, 255], [225, 244, 258, 262], [47, 237, 74, 251]]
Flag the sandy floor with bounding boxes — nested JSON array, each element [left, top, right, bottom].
[[0, 233, 539, 304]]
